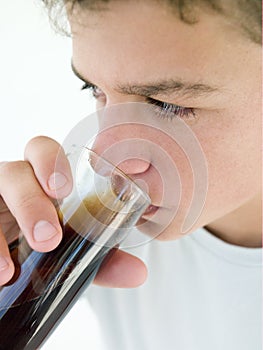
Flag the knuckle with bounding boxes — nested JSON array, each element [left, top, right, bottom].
[[25, 136, 59, 155], [0, 161, 31, 179], [15, 191, 46, 211], [0, 162, 8, 168]]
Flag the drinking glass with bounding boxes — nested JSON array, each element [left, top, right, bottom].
[[0, 147, 150, 350]]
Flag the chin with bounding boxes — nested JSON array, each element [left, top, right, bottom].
[[136, 219, 191, 242]]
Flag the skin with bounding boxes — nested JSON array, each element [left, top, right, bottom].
[[0, 1, 261, 288]]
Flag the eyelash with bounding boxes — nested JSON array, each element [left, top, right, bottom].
[[81, 82, 196, 120], [81, 82, 104, 98], [145, 97, 196, 120]]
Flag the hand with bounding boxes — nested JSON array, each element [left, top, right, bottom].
[[0, 136, 147, 288]]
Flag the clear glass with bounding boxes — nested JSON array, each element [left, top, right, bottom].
[[0, 148, 150, 350]]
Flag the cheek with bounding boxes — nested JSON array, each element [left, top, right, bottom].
[[154, 110, 261, 239], [196, 110, 261, 217]]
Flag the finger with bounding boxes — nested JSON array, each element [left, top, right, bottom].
[[0, 225, 15, 286], [0, 161, 62, 252], [0, 195, 20, 244], [93, 249, 147, 288], [24, 136, 72, 199]]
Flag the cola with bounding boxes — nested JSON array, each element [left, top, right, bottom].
[[0, 194, 123, 350]]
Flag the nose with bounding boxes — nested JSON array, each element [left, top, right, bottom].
[[115, 158, 150, 175], [92, 141, 151, 176], [91, 102, 152, 177], [92, 134, 151, 178], [92, 137, 151, 177]]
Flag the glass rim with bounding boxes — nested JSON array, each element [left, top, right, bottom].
[[83, 146, 151, 205]]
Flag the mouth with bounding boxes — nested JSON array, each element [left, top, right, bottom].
[[141, 204, 159, 218]]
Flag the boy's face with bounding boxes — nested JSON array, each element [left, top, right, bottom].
[[69, 1, 261, 241]]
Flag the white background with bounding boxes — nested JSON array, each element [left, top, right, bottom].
[[0, 0, 96, 159], [0, 1, 104, 349]]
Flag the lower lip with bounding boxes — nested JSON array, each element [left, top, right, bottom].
[[142, 204, 159, 218]]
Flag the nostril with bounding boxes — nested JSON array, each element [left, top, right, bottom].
[[132, 178, 149, 197], [117, 159, 150, 175]]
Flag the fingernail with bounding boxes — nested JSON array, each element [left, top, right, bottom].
[[33, 220, 58, 242], [48, 172, 67, 191], [0, 256, 9, 271]]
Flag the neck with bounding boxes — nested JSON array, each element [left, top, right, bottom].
[[205, 192, 262, 248]]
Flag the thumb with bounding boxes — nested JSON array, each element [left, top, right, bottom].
[[93, 249, 147, 288]]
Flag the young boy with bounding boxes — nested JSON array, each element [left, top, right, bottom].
[[0, 0, 261, 349]]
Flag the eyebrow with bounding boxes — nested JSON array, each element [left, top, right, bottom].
[[71, 61, 221, 99]]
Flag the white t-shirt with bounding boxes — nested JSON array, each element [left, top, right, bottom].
[[86, 228, 262, 350]]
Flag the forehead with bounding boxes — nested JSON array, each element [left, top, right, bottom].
[[69, 1, 244, 90]]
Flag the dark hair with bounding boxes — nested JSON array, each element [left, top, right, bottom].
[[42, 0, 262, 44]]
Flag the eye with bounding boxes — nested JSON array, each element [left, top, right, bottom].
[[81, 82, 106, 100], [81, 82, 196, 120], [146, 97, 196, 120]]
